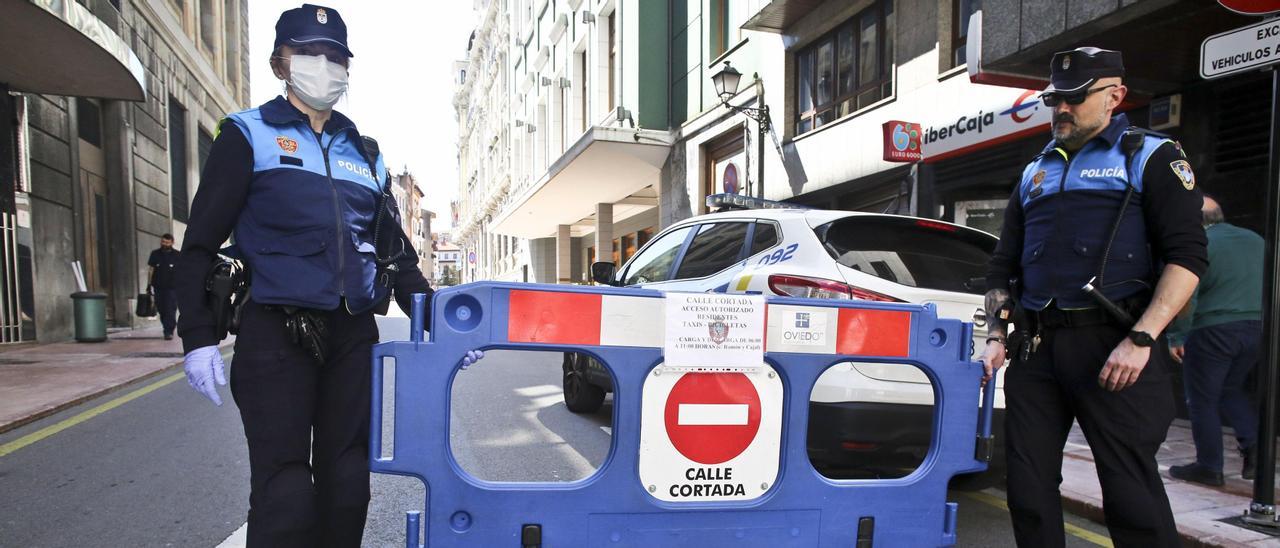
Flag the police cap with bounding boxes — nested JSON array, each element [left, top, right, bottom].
[[275, 4, 353, 58], [1044, 47, 1123, 94]]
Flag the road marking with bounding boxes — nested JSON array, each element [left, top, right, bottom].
[[601, 426, 611, 435], [960, 490, 1113, 547], [0, 372, 185, 458], [216, 522, 247, 548]]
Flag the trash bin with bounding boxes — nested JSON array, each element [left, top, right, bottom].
[[71, 291, 108, 342]]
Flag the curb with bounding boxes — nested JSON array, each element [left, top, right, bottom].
[[1060, 490, 1253, 548], [0, 343, 234, 436]]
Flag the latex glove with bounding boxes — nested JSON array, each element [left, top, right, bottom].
[[460, 350, 485, 370], [184, 346, 227, 406]]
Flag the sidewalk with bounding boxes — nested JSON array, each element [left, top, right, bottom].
[[1061, 421, 1280, 547], [0, 325, 233, 434]]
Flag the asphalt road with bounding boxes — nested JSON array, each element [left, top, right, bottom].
[[0, 315, 1112, 547]]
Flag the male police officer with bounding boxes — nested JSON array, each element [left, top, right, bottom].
[[174, 5, 447, 546], [981, 47, 1206, 547]]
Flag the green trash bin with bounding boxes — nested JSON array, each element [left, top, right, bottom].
[[71, 291, 107, 342]]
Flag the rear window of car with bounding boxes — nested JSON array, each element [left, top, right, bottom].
[[815, 217, 996, 294]]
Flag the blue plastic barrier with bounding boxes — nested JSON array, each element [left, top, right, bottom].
[[371, 282, 995, 547]]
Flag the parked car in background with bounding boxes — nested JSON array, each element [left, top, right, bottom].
[[567, 194, 1006, 488]]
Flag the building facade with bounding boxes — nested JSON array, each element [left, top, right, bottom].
[[454, 0, 1266, 289], [455, 0, 674, 285], [1, 0, 249, 342]]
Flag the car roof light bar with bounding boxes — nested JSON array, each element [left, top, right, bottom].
[[705, 193, 812, 211]]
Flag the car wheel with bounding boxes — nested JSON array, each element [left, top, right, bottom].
[[563, 366, 605, 414]]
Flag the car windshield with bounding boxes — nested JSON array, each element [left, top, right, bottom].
[[815, 217, 996, 295]]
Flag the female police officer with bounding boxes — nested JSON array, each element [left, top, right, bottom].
[[173, 5, 444, 546]]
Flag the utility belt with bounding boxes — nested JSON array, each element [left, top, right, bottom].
[[263, 304, 330, 364], [1006, 295, 1148, 362]]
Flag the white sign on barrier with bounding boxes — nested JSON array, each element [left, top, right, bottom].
[[663, 293, 765, 370], [1201, 18, 1280, 79]]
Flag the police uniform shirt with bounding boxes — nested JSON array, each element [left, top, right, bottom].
[[173, 97, 431, 354], [148, 247, 180, 289], [986, 114, 1208, 308]]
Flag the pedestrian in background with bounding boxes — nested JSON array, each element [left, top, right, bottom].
[[980, 47, 1206, 547], [147, 233, 179, 340], [1167, 194, 1262, 486], [172, 5, 468, 547]]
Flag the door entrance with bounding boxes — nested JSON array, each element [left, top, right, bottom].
[[76, 98, 113, 322]]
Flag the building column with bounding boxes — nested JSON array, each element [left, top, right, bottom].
[[556, 224, 572, 284], [595, 203, 613, 264]]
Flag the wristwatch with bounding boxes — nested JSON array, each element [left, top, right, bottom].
[[1127, 330, 1155, 347]]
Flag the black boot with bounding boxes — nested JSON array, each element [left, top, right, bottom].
[[1242, 446, 1256, 480], [1169, 462, 1225, 486]]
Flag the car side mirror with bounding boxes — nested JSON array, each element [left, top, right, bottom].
[[591, 262, 619, 286]]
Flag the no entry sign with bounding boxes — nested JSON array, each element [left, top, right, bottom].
[[639, 366, 783, 502], [664, 373, 762, 465]]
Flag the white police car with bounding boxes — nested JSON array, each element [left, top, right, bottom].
[[569, 194, 1007, 486]]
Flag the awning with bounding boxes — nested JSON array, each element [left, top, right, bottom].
[[742, 0, 828, 33], [490, 126, 674, 239], [0, 0, 146, 101]]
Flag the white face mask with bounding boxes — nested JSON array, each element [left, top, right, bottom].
[[285, 54, 348, 111]]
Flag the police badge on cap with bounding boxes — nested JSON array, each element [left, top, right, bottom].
[[1043, 47, 1123, 94], [274, 3, 352, 57]]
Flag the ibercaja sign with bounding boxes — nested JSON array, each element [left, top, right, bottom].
[[882, 120, 923, 162]]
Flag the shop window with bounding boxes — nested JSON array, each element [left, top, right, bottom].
[[952, 0, 980, 68], [168, 98, 189, 223], [795, 0, 894, 135], [612, 237, 621, 266], [621, 234, 636, 264]]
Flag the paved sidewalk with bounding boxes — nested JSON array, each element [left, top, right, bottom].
[[1060, 421, 1280, 547], [0, 326, 233, 434]]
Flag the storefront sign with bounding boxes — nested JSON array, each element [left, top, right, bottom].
[[1217, 0, 1280, 15], [920, 87, 1051, 163], [1200, 18, 1280, 79], [882, 121, 923, 162]]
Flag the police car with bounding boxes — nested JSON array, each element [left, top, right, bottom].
[[568, 193, 1007, 486]]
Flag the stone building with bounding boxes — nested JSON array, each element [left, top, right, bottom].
[[1, 0, 249, 342]]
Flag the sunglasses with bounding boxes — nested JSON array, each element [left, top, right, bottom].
[[1041, 84, 1116, 107]]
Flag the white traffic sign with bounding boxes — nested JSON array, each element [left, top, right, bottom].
[[638, 366, 783, 502], [1201, 18, 1280, 79]]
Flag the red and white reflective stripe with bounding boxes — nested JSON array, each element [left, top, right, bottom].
[[508, 290, 662, 347], [506, 290, 911, 357]]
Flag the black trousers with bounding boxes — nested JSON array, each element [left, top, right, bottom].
[[155, 287, 178, 336], [230, 300, 379, 548], [1005, 321, 1179, 548]]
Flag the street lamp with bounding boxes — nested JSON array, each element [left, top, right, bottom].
[[710, 61, 770, 198]]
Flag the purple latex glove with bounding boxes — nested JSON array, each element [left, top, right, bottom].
[[183, 346, 226, 406]]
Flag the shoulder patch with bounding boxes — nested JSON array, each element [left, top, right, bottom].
[[1169, 160, 1195, 190], [1033, 170, 1046, 186]]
